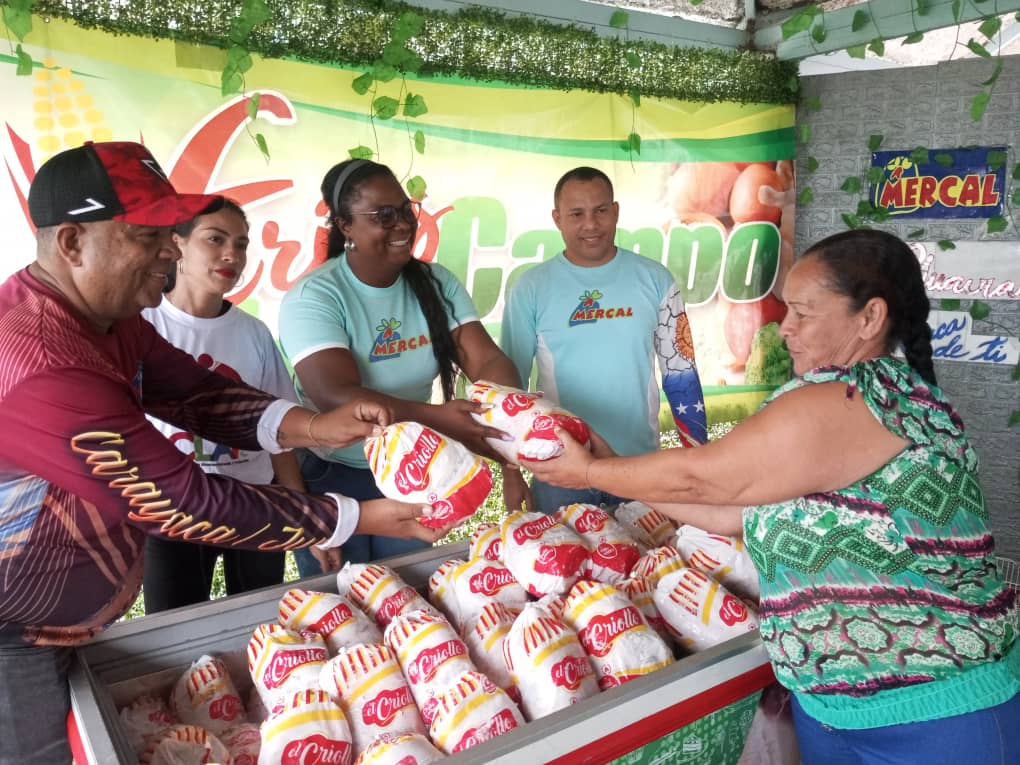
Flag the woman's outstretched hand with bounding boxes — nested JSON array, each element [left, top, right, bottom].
[[521, 426, 599, 490]]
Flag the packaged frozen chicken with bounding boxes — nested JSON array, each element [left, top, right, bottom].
[[169, 654, 246, 736], [503, 603, 599, 721], [365, 421, 493, 528], [466, 380, 591, 464], [654, 567, 759, 652], [468, 522, 503, 561], [319, 642, 426, 755], [426, 558, 467, 629], [462, 601, 520, 700], [562, 580, 673, 690], [615, 501, 677, 548], [630, 545, 686, 585], [337, 562, 437, 629], [428, 670, 524, 754], [138, 724, 230, 765], [501, 511, 589, 597], [119, 694, 176, 755], [220, 722, 262, 765], [354, 732, 443, 765], [554, 503, 641, 584], [278, 588, 382, 655], [248, 624, 329, 715], [258, 689, 352, 765], [451, 557, 528, 629], [618, 575, 673, 644], [673, 524, 760, 601], [384, 609, 475, 726]]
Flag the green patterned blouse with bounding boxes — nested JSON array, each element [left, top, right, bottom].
[[744, 357, 1019, 728]]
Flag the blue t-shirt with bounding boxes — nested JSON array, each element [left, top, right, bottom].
[[500, 249, 706, 456], [279, 256, 478, 467]]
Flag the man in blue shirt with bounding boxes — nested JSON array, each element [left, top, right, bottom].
[[500, 166, 707, 513]]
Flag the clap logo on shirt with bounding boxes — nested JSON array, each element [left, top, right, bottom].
[[568, 289, 634, 327], [369, 317, 432, 362]]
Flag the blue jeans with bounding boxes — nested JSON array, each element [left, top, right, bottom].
[[791, 691, 1020, 765], [293, 451, 428, 578], [530, 477, 629, 515], [0, 644, 72, 764]]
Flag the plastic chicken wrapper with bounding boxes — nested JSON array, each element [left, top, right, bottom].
[[468, 522, 503, 561], [384, 609, 476, 727], [337, 562, 437, 629], [654, 567, 760, 652], [169, 654, 246, 737], [138, 724, 230, 765], [562, 580, 674, 690], [248, 624, 329, 715], [426, 558, 467, 629], [618, 575, 673, 645], [466, 380, 591, 465], [279, 588, 383, 655], [119, 694, 176, 755], [503, 603, 599, 721], [535, 592, 567, 621], [220, 722, 262, 765], [365, 421, 493, 529], [451, 557, 528, 629], [258, 689, 352, 765], [630, 545, 687, 586], [428, 670, 525, 755], [500, 511, 590, 597], [615, 501, 677, 549], [354, 732, 443, 765], [554, 503, 642, 584], [462, 601, 521, 702], [320, 642, 426, 755], [674, 524, 761, 601]]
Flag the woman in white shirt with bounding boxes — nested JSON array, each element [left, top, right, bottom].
[[141, 196, 316, 610]]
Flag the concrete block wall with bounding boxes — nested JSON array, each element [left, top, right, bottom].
[[796, 55, 1020, 562]]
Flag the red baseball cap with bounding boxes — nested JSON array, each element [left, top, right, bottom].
[[27, 141, 218, 228]]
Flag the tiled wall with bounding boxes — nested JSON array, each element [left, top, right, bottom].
[[796, 55, 1020, 561]]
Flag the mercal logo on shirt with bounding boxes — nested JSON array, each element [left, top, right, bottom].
[[568, 289, 634, 327], [369, 317, 430, 362]]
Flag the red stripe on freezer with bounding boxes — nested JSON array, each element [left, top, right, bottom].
[[544, 662, 776, 765]]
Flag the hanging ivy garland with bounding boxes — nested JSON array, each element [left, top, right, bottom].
[[29, 0, 799, 104]]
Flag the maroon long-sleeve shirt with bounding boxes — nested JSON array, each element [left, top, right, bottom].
[[0, 268, 338, 646]]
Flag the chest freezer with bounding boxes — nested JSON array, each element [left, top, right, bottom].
[[67, 541, 774, 765]]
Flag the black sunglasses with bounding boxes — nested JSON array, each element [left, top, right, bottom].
[[349, 200, 421, 229]]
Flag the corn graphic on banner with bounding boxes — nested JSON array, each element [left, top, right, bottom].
[[1, 16, 796, 415]]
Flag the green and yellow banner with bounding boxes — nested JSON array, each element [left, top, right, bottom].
[[1, 17, 797, 421]]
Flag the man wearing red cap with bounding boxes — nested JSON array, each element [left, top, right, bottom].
[[0, 142, 452, 763]]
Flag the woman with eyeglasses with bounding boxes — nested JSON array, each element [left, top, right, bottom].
[[279, 159, 530, 574]]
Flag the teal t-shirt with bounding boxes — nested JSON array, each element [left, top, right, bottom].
[[500, 249, 705, 456], [278, 256, 478, 468]]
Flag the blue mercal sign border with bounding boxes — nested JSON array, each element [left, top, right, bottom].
[[869, 146, 1006, 220]]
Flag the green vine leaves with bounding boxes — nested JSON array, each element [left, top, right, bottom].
[[347, 11, 429, 201], [222, 0, 272, 160], [609, 9, 643, 162], [2, 0, 35, 75]]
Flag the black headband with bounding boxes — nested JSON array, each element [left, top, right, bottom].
[[330, 159, 371, 213]]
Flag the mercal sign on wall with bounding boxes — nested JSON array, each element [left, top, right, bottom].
[[870, 146, 1006, 219]]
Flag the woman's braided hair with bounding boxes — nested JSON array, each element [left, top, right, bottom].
[[802, 229, 936, 385], [321, 160, 462, 400]]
